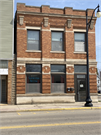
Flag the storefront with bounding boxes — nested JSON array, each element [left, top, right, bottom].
[[0, 60, 8, 103]]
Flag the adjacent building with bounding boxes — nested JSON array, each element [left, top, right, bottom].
[[16, 3, 98, 104], [0, 0, 16, 104], [97, 72, 101, 93]]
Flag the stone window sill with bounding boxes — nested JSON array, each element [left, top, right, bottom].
[[74, 52, 87, 54], [26, 50, 41, 52], [50, 51, 65, 53]]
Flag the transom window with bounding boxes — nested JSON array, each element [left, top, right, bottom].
[[74, 33, 86, 52], [26, 64, 41, 72], [27, 30, 40, 50], [51, 65, 65, 72], [51, 31, 63, 51], [74, 65, 87, 73]]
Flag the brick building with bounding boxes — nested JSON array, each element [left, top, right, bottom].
[[16, 3, 98, 104]]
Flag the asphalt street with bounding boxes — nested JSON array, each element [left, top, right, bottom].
[[0, 109, 101, 135]]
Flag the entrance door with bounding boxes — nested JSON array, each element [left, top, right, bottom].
[[0, 76, 7, 103], [1, 79, 7, 103], [77, 79, 86, 101], [75, 74, 87, 101]]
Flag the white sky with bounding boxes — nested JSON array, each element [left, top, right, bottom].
[[14, 0, 101, 72]]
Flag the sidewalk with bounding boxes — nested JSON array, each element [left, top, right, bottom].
[[0, 102, 101, 113]]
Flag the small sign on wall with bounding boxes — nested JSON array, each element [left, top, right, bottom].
[[80, 84, 84, 88], [0, 69, 8, 75]]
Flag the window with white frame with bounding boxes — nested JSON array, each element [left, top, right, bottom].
[[74, 33, 86, 52], [27, 30, 40, 50], [51, 31, 63, 51]]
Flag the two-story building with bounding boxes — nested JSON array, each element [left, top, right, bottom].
[[0, 0, 16, 104], [16, 3, 98, 104]]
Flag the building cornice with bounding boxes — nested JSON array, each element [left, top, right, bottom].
[[17, 11, 97, 20]]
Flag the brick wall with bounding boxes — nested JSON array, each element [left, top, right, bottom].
[[16, 3, 97, 95], [16, 74, 25, 94], [8, 60, 12, 104]]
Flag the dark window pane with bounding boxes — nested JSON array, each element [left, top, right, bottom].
[[52, 74, 64, 83], [26, 74, 41, 93], [52, 32, 63, 51], [51, 74, 65, 93], [51, 65, 65, 72], [27, 30, 40, 50], [0, 60, 8, 68], [26, 64, 41, 72], [74, 65, 87, 73]]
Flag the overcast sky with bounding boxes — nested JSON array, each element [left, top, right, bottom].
[[14, 0, 101, 72]]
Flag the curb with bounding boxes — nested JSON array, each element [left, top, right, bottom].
[[17, 107, 101, 112], [0, 107, 101, 113]]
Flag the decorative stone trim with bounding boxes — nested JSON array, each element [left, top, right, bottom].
[[17, 28, 26, 30], [17, 58, 41, 61], [17, 64, 25, 67], [74, 52, 87, 54], [90, 20, 94, 29], [17, 93, 75, 97], [89, 65, 97, 68], [41, 29, 50, 31], [67, 19, 72, 28], [17, 11, 97, 20], [42, 64, 50, 67], [66, 64, 74, 67], [42, 58, 65, 61], [17, 71, 25, 74], [73, 29, 86, 32], [50, 28, 64, 31], [26, 26, 41, 30], [66, 72, 74, 74], [65, 30, 73, 33], [89, 73, 97, 75], [42, 72, 50, 74], [25, 50, 41, 52], [19, 16, 24, 25], [44, 17, 49, 27], [50, 51, 65, 53]]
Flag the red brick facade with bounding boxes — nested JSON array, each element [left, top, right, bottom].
[[16, 3, 97, 103]]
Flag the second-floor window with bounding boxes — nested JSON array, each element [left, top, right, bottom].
[[27, 30, 40, 50], [52, 31, 63, 51], [74, 33, 86, 52]]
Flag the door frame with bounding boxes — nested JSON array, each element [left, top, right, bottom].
[[0, 75, 7, 103], [74, 74, 87, 102]]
